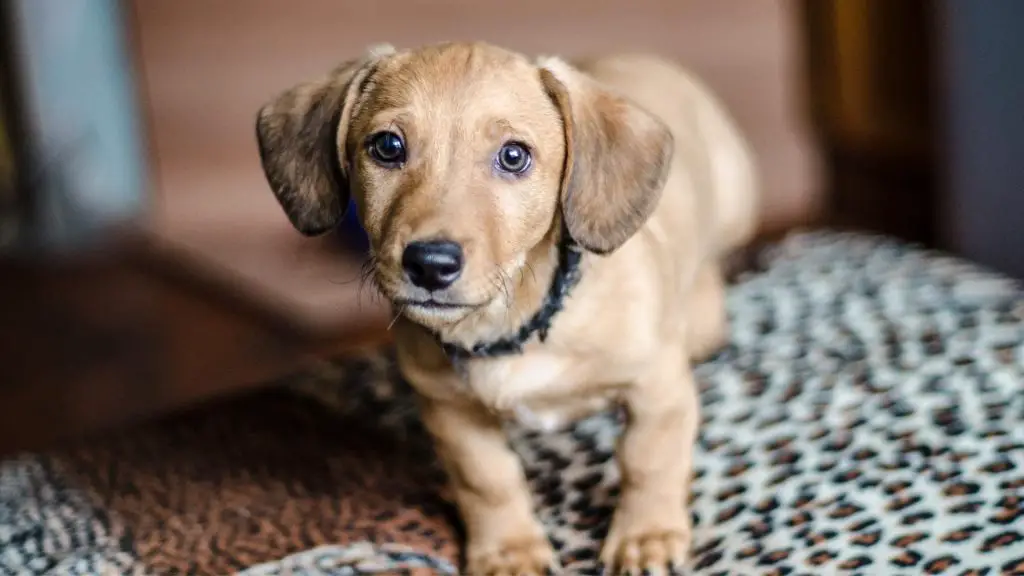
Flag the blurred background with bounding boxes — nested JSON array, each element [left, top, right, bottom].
[[1, 0, 1021, 454]]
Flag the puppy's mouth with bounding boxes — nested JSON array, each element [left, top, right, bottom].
[[392, 298, 483, 311], [390, 296, 490, 327], [372, 266, 496, 324]]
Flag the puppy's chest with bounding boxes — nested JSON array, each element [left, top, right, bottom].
[[460, 351, 623, 432]]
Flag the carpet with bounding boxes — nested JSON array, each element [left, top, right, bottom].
[[1, 232, 1022, 575]]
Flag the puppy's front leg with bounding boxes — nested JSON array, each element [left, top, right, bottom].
[[601, 346, 699, 575], [419, 397, 555, 576]]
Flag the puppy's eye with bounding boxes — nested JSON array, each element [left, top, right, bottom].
[[367, 131, 406, 166], [496, 142, 531, 174]]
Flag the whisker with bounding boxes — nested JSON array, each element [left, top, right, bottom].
[[486, 272, 501, 300], [499, 269, 512, 302], [327, 251, 378, 288], [327, 268, 367, 287], [387, 304, 406, 330], [522, 261, 537, 287], [502, 269, 516, 306], [356, 256, 379, 309], [486, 270, 511, 327], [490, 266, 517, 327], [491, 266, 511, 305]]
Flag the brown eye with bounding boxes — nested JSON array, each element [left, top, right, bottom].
[[496, 142, 531, 174], [368, 131, 406, 166]]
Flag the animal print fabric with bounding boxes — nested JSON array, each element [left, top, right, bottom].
[[0, 231, 1021, 575]]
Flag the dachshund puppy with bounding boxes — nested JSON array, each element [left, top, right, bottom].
[[256, 41, 758, 575]]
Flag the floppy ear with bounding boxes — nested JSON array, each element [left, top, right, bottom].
[[255, 44, 395, 236], [538, 58, 674, 254]]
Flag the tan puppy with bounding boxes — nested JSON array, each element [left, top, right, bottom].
[[256, 41, 758, 575]]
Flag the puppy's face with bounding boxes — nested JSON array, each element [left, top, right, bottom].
[[346, 45, 565, 326], [256, 43, 673, 330]]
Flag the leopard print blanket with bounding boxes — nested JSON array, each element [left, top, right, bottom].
[[1, 232, 1021, 575]]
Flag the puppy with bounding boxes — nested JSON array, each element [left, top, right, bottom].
[[256, 41, 758, 575]]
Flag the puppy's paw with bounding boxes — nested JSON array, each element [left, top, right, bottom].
[[466, 534, 558, 576], [600, 508, 691, 575]]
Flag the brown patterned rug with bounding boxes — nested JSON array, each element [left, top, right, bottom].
[[2, 360, 462, 575], [1, 232, 1022, 575]]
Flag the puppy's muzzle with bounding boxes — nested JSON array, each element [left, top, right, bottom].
[[401, 240, 464, 291]]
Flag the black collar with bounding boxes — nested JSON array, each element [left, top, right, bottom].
[[433, 235, 584, 361]]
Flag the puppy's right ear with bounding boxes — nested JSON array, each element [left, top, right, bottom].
[[255, 44, 395, 235]]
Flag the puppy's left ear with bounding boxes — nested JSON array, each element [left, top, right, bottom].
[[538, 58, 674, 254], [255, 44, 395, 236]]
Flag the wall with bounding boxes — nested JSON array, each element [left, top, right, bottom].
[[7, 0, 147, 252], [939, 0, 1024, 279]]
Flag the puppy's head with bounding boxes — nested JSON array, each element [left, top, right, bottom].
[[256, 42, 672, 330]]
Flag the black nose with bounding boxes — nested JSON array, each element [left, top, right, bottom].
[[401, 240, 464, 291]]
